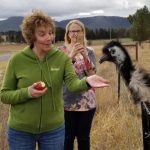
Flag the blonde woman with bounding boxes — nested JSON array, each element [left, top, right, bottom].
[[59, 20, 97, 150], [0, 11, 109, 150]]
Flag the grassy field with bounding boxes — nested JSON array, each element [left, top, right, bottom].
[[1, 40, 150, 150]]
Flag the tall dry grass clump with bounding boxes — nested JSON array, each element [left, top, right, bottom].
[[91, 64, 142, 149], [0, 61, 9, 150]]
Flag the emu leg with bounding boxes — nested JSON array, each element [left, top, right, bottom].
[[141, 102, 150, 150]]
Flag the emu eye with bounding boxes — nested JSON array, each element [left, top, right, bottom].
[[110, 48, 115, 55]]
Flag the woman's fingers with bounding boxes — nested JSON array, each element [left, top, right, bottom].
[[98, 76, 110, 84], [28, 82, 48, 98], [32, 87, 48, 98], [74, 44, 86, 54], [86, 75, 110, 88], [92, 83, 109, 88]]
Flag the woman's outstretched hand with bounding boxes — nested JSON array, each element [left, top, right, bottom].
[[86, 75, 110, 88]]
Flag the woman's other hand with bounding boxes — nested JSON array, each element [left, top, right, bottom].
[[69, 43, 86, 59], [28, 82, 48, 98]]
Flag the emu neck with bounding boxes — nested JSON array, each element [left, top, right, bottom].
[[118, 58, 135, 85]]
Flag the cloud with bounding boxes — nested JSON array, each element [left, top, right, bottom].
[[0, 0, 149, 20]]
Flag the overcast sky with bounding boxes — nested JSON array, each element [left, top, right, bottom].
[[0, 0, 150, 21]]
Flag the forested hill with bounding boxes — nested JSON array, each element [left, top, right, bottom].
[[0, 16, 131, 32]]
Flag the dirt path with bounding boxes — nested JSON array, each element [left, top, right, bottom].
[[0, 53, 12, 61]]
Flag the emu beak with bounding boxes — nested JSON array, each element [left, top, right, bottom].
[[99, 55, 109, 64]]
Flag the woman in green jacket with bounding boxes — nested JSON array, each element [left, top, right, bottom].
[[0, 10, 109, 150]]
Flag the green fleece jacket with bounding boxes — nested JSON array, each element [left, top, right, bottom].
[[0, 46, 88, 134]]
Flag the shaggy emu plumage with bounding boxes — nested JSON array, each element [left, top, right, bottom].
[[99, 41, 150, 149], [99, 41, 150, 104]]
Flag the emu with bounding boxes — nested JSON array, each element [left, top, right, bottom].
[[99, 41, 150, 149]]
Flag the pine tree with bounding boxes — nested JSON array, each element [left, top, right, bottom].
[[128, 5, 150, 44]]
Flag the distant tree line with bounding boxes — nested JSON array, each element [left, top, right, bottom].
[[0, 31, 25, 43], [86, 28, 129, 40], [0, 27, 129, 43]]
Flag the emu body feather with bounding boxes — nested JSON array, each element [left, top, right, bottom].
[[100, 41, 150, 104]]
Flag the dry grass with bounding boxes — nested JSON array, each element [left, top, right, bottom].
[[0, 43, 27, 54], [0, 61, 9, 150], [1, 41, 150, 150]]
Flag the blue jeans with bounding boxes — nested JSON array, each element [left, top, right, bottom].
[[7, 124, 65, 150]]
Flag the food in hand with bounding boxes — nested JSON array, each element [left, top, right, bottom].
[[34, 81, 46, 90], [76, 53, 83, 59], [75, 35, 84, 59]]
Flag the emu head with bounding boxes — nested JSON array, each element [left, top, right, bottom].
[[99, 41, 130, 67]]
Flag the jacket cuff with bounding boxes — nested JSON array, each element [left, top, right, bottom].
[[21, 87, 32, 99], [82, 77, 91, 90]]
